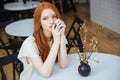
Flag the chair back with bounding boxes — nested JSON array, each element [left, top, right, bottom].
[[0, 52, 23, 80], [0, 9, 14, 31], [66, 16, 84, 53], [0, 37, 10, 55], [0, 36, 22, 55]]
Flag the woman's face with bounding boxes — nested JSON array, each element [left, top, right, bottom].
[[41, 8, 57, 32]]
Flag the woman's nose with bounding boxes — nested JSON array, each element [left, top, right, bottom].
[[49, 18, 54, 24]]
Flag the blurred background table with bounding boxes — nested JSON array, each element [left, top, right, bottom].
[[32, 53, 120, 80], [4, 1, 40, 21], [5, 18, 34, 37], [4, 1, 40, 11]]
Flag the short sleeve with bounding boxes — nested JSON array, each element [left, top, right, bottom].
[[18, 35, 39, 63], [17, 35, 40, 80]]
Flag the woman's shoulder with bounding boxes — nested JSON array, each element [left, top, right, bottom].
[[24, 35, 35, 44], [21, 35, 37, 49], [18, 35, 39, 58], [21, 35, 36, 47]]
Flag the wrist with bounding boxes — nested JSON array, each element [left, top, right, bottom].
[[54, 40, 60, 44]]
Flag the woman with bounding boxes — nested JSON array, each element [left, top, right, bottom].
[[17, 2, 68, 80]]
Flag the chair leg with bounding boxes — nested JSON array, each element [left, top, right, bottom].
[[14, 61, 23, 78], [0, 37, 9, 55], [59, 0, 63, 14], [67, 42, 75, 54], [76, 35, 84, 52], [69, 0, 77, 12], [67, 46, 71, 53], [52, 0, 63, 14], [13, 63, 16, 80], [0, 66, 7, 80], [4, 49, 10, 55]]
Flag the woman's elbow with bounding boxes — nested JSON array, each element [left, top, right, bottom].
[[41, 72, 51, 78], [39, 70, 52, 78], [59, 63, 68, 69]]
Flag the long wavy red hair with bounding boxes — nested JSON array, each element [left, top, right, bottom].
[[33, 2, 61, 62]]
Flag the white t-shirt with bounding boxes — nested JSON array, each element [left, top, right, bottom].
[[17, 35, 67, 80], [18, 35, 40, 80]]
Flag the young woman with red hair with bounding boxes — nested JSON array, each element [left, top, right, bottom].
[[18, 2, 68, 79]]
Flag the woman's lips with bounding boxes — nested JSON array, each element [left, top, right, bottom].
[[49, 26, 52, 28]]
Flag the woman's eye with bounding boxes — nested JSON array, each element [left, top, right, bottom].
[[43, 17, 47, 20], [52, 16, 57, 19]]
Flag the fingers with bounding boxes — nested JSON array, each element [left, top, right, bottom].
[[53, 19, 65, 32], [52, 19, 66, 42]]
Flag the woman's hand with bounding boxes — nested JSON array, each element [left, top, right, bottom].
[[52, 20, 67, 68], [59, 20, 66, 36], [52, 19, 66, 36], [52, 19, 65, 42]]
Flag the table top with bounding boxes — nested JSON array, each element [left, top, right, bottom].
[[4, 1, 40, 11], [32, 53, 120, 80], [5, 18, 34, 37]]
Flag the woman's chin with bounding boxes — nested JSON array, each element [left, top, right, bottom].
[[49, 28, 52, 31]]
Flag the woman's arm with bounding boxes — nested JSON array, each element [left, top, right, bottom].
[[29, 22, 62, 77], [30, 41, 60, 77], [58, 35, 68, 68], [57, 19, 68, 68]]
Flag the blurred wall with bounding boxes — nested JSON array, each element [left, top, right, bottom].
[[73, 0, 88, 3], [90, 0, 120, 34]]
